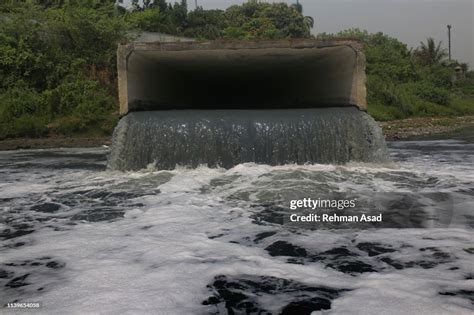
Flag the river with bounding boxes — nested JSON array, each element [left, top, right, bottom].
[[0, 131, 473, 314]]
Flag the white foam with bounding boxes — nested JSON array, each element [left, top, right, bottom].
[[1, 141, 473, 314]]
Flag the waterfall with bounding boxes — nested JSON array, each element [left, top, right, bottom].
[[107, 107, 390, 171]]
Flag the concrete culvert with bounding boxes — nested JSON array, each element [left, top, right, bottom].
[[108, 39, 389, 171]]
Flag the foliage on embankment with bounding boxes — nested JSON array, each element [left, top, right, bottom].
[[0, 1, 472, 139], [319, 29, 474, 121], [0, 0, 312, 139], [0, 1, 126, 138]]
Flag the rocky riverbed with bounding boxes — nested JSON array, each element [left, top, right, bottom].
[[380, 116, 474, 141]]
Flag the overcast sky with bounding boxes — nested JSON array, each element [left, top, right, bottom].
[[132, 0, 474, 66]]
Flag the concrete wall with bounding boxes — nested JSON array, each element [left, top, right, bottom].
[[117, 40, 367, 115], [130, 31, 194, 43]]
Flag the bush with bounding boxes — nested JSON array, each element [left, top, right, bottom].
[[127, 7, 174, 34], [0, 1, 313, 140], [46, 77, 115, 117], [182, 9, 225, 39], [42, 76, 116, 136], [0, 116, 48, 139], [411, 82, 451, 106], [411, 101, 456, 117], [0, 76, 116, 138], [321, 29, 474, 120], [0, 2, 125, 139], [48, 114, 116, 136], [368, 102, 405, 121], [0, 86, 44, 121], [222, 1, 310, 39], [450, 97, 474, 115]]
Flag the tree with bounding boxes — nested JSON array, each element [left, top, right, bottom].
[[303, 15, 314, 29], [183, 8, 225, 39], [222, 1, 311, 39], [143, 0, 153, 9], [293, 1, 302, 14], [181, 0, 187, 13], [292, 1, 314, 30], [415, 37, 448, 65], [129, 0, 167, 11], [156, 0, 168, 12], [131, 0, 140, 11], [0, 2, 126, 138]]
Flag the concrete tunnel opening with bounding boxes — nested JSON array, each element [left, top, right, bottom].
[[109, 40, 389, 171], [118, 40, 367, 114]]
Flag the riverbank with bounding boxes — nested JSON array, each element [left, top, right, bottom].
[[379, 115, 474, 140], [0, 115, 473, 150], [0, 136, 111, 151]]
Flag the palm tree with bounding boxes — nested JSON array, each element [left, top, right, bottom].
[[304, 15, 314, 29], [294, 0, 303, 14], [293, 1, 314, 30], [415, 37, 448, 65]]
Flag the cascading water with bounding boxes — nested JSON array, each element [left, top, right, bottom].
[[107, 107, 390, 171], [108, 40, 390, 171]]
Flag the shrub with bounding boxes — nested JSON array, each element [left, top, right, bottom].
[[411, 82, 451, 106], [450, 97, 474, 115], [367, 102, 405, 121], [0, 116, 48, 139], [0, 86, 44, 121]]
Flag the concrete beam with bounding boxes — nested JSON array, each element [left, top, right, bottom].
[[117, 39, 367, 115]]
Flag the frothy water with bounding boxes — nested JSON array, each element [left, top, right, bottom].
[[0, 132, 473, 314], [108, 108, 390, 171]]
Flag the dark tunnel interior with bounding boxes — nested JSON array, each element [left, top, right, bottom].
[[125, 46, 359, 111]]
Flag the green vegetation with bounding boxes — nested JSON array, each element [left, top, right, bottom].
[[319, 29, 474, 121], [0, 0, 311, 139], [0, 1, 126, 139], [128, 0, 311, 39], [0, 1, 472, 139]]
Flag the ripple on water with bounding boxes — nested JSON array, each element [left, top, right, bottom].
[[0, 138, 472, 313]]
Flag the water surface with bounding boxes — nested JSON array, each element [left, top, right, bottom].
[[0, 132, 473, 314]]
